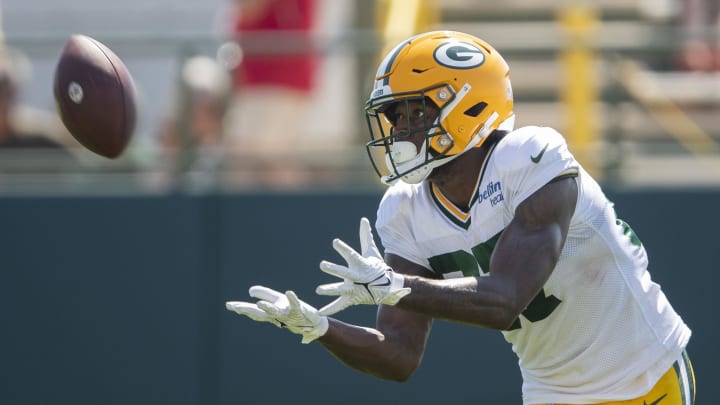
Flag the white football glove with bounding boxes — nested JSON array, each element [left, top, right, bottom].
[[316, 217, 411, 316], [226, 286, 329, 344]]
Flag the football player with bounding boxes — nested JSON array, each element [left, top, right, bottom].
[[226, 31, 694, 405]]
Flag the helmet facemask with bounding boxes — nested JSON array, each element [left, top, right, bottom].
[[365, 84, 457, 185]]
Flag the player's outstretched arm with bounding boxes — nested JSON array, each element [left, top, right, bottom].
[[312, 222, 437, 382], [316, 254, 436, 382], [226, 282, 432, 381]]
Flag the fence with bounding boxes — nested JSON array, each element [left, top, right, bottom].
[[2, 0, 720, 192]]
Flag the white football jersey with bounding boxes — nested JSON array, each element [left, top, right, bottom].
[[376, 126, 691, 404]]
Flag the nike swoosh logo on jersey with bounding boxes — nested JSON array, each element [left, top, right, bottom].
[[530, 143, 549, 163], [643, 393, 667, 405]]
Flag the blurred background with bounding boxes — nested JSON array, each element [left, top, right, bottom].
[[0, 0, 717, 404]]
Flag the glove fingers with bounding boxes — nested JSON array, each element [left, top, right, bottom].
[[249, 285, 284, 303], [286, 290, 320, 323], [285, 290, 302, 310], [332, 238, 364, 267], [315, 281, 351, 296], [359, 217, 382, 258], [319, 260, 354, 279], [225, 301, 270, 321], [359, 217, 371, 255], [256, 300, 282, 318], [318, 297, 352, 316]]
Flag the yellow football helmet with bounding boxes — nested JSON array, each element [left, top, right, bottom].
[[365, 31, 515, 184]]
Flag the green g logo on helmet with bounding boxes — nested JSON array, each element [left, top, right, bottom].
[[433, 42, 486, 69]]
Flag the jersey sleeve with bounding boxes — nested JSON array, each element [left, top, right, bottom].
[[496, 127, 579, 212]]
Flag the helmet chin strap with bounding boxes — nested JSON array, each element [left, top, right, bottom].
[[382, 112, 502, 185]]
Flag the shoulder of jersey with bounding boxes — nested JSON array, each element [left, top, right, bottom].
[[491, 126, 567, 171], [377, 181, 419, 231], [380, 180, 417, 210]]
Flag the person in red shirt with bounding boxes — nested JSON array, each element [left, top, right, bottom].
[[224, 0, 319, 186]]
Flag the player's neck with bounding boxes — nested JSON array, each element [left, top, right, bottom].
[[428, 146, 489, 211]]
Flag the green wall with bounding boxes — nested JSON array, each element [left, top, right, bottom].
[[1, 190, 714, 404]]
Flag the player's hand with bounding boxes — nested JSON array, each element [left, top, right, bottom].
[[316, 217, 411, 316], [226, 286, 329, 344]]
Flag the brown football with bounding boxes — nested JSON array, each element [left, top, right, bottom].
[[53, 34, 137, 159]]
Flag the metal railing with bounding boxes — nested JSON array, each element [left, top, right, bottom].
[[0, 15, 718, 194]]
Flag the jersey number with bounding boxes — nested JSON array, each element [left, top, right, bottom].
[[427, 233, 561, 330]]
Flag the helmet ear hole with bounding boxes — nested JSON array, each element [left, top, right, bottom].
[[464, 102, 487, 117]]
